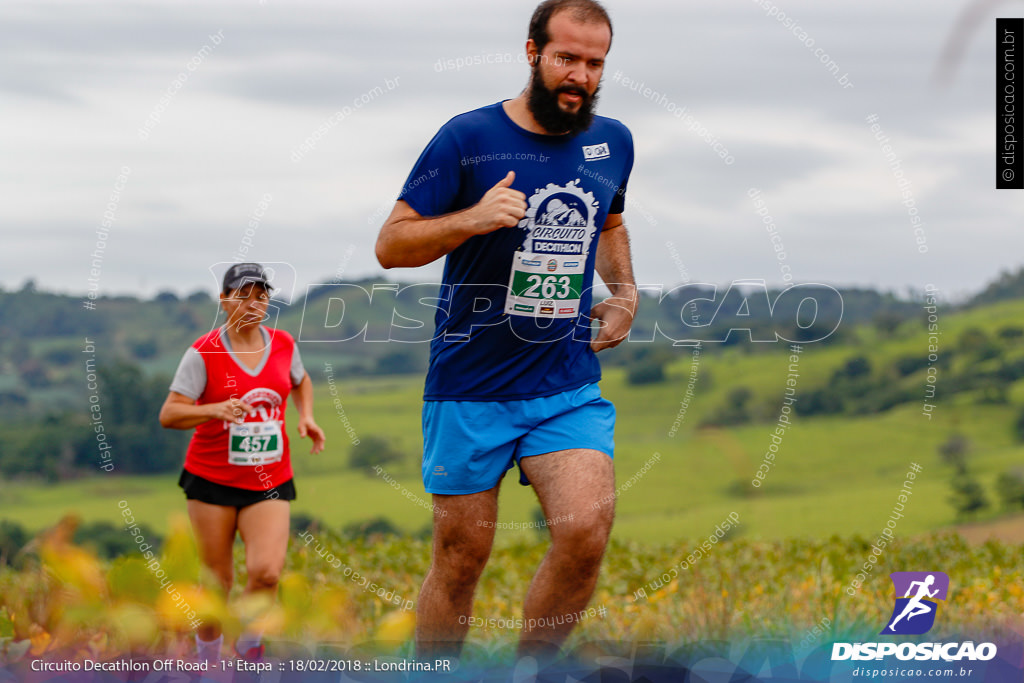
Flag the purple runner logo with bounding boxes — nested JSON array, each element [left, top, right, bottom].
[[882, 571, 949, 635]]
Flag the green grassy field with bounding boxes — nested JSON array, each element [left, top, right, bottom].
[[6, 296, 1024, 669], [7, 291, 1024, 673], [3, 321, 1023, 544]]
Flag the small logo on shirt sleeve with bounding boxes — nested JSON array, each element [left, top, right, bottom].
[[582, 142, 610, 161]]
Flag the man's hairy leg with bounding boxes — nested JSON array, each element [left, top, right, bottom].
[[416, 486, 499, 659], [517, 449, 615, 659]]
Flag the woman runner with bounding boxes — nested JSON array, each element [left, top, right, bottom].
[[159, 262, 325, 660]]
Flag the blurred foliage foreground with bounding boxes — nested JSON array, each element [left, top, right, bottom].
[[1, 516, 1023, 670]]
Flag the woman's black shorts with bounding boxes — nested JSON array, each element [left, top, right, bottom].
[[178, 469, 296, 508]]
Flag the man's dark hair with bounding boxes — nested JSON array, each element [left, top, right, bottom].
[[528, 0, 613, 55]]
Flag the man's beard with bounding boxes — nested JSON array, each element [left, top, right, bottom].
[[526, 65, 600, 136]]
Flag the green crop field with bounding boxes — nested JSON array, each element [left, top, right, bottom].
[[4, 295, 1024, 545], [3, 296, 1024, 676], [2, 528, 1023, 664], [3, 353, 1023, 544]]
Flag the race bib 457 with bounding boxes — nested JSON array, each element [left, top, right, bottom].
[[228, 421, 283, 465]]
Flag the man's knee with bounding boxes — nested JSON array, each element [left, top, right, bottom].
[[433, 535, 493, 586], [550, 512, 612, 564]]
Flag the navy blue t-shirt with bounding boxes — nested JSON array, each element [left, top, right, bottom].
[[400, 101, 634, 401]]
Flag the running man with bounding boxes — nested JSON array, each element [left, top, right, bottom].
[[375, 0, 635, 659], [888, 574, 940, 632]]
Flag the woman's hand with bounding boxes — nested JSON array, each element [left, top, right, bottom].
[[297, 416, 326, 454], [160, 392, 253, 430], [205, 398, 254, 424]]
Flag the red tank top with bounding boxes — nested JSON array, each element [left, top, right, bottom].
[[184, 326, 296, 491]]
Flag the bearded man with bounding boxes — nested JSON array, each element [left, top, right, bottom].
[[375, 0, 636, 660]]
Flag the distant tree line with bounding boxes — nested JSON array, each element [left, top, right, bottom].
[[0, 518, 164, 567], [939, 433, 1024, 522], [0, 360, 188, 481], [0, 512, 425, 567], [699, 323, 1024, 426]]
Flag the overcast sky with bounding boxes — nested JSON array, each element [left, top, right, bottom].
[[3, 0, 1021, 303]]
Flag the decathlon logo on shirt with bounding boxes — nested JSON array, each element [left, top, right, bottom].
[[519, 180, 598, 256], [581, 142, 610, 161], [504, 180, 598, 319]]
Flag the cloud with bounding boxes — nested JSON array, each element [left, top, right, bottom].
[[0, 0, 1016, 297]]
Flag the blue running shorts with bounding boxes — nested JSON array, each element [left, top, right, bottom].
[[421, 382, 615, 495]]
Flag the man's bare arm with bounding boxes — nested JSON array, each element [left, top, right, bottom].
[[375, 171, 526, 269], [590, 213, 638, 352]]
